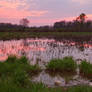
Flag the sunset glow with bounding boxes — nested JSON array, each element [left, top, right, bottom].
[[0, 0, 92, 26]]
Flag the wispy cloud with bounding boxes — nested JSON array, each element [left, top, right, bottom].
[[0, 7, 48, 18], [0, 0, 26, 9], [0, 0, 48, 18]]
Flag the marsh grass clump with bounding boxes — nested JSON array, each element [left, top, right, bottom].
[[17, 56, 28, 64], [0, 55, 62, 92], [6, 56, 41, 76], [25, 64, 41, 76], [46, 57, 77, 74], [79, 60, 92, 79], [0, 56, 41, 87]]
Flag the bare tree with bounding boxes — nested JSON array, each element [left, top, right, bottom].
[[20, 18, 29, 27]]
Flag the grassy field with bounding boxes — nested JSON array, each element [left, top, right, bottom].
[[0, 32, 92, 41]]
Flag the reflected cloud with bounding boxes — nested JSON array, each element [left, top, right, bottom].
[[0, 39, 92, 66]]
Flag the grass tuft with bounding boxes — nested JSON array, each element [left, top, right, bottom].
[[79, 60, 92, 79], [67, 85, 92, 92], [46, 57, 77, 74]]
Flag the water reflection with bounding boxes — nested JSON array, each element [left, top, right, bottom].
[[0, 38, 92, 86], [32, 71, 89, 87], [0, 38, 92, 65]]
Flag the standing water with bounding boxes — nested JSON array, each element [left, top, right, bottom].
[[0, 38, 92, 87]]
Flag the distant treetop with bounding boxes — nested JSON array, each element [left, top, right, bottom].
[[76, 13, 87, 23]]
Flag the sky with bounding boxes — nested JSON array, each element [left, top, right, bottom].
[[0, 0, 92, 26]]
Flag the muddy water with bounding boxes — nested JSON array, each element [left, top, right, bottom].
[[0, 38, 92, 87]]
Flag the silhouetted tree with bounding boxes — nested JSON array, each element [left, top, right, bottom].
[[76, 13, 87, 23], [20, 18, 29, 27], [75, 13, 87, 29]]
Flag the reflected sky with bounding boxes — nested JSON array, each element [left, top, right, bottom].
[[0, 38, 92, 67]]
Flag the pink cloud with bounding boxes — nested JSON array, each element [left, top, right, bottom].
[[0, 0, 92, 27], [0, 7, 48, 19], [29, 14, 92, 26], [87, 14, 92, 20], [0, 1, 21, 9], [56, 14, 92, 22], [0, 0, 36, 11], [0, 0, 48, 19]]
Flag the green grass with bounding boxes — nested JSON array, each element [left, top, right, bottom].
[[0, 56, 92, 92], [0, 81, 63, 92], [46, 57, 77, 74], [79, 60, 92, 79], [0, 32, 92, 40], [67, 85, 92, 92], [0, 80, 92, 92], [0, 56, 41, 78], [0, 56, 63, 92]]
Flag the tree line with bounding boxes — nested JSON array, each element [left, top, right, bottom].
[[54, 13, 92, 31], [0, 13, 92, 32]]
